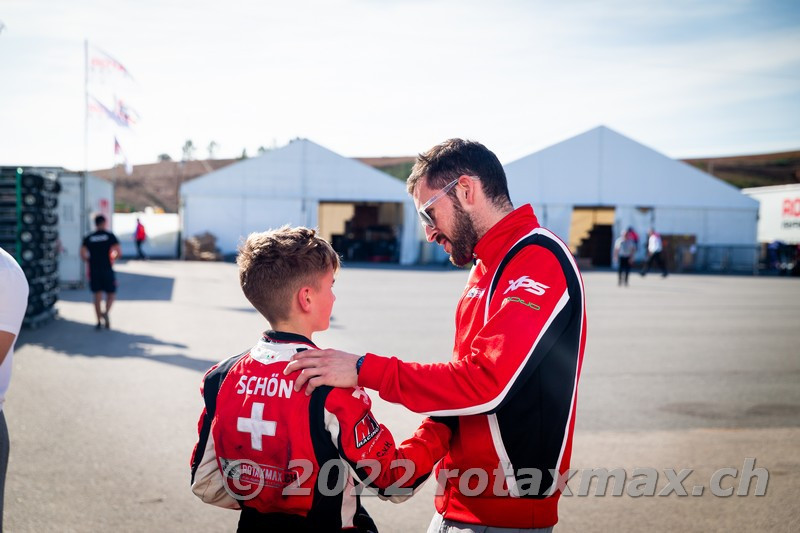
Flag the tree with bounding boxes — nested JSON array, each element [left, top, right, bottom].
[[157, 153, 172, 162], [182, 139, 195, 161], [239, 148, 248, 159], [207, 141, 218, 159]]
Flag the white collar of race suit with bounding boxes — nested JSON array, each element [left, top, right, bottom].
[[250, 331, 317, 365]]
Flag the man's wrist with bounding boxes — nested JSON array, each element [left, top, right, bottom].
[[355, 355, 365, 375]]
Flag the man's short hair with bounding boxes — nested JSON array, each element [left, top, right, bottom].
[[407, 139, 512, 209], [94, 214, 106, 227], [237, 226, 340, 325]]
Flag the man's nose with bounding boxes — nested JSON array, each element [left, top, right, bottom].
[[424, 225, 437, 243]]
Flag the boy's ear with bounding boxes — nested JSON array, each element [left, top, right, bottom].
[[297, 286, 312, 313]]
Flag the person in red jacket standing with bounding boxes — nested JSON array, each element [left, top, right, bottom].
[[134, 218, 147, 260], [286, 139, 587, 532]]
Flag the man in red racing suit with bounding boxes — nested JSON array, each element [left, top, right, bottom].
[[287, 140, 586, 531]]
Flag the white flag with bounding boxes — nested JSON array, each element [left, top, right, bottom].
[[114, 137, 133, 176]]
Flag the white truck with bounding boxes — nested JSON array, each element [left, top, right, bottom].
[[742, 184, 800, 244]]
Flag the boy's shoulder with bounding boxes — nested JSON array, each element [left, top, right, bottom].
[[200, 351, 248, 391], [321, 385, 373, 414], [206, 350, 249, 376]]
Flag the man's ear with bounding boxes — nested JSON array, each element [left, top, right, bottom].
[[458, 174, 480, 206], [297, 286, 312, 313]]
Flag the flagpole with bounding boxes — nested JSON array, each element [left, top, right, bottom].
[[83, 38, 89, 174]]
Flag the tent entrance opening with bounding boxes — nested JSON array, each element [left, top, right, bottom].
[[318, 201, 402, 263], [569, 207, 615, 267]]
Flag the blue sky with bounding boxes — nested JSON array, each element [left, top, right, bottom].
[[0, 0, 798, 170]]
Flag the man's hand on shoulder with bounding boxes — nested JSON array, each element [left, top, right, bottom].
[[284, 349, 360, 395]]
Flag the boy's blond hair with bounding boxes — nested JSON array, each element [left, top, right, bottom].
[[237, 226, 340, 325]]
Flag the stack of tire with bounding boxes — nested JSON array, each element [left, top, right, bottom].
[[0, 167, 60, 328]]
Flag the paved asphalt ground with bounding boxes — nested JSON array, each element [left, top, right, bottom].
[[5, 260, 799, 532]]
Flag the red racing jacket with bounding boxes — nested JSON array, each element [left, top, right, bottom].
[[191, 331, 452, 532], [358, 204, 587, 529]]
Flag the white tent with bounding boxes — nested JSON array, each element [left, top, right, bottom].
[[504, 126, 759, 268], [180, 139, 419, 264]]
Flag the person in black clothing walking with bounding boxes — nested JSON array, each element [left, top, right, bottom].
[[80, 215, 121, 329]]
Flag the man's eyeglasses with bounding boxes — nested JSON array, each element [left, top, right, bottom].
[[417, 177, 460, 228]]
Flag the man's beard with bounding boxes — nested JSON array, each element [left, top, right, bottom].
[[446, 200, 480, 267]]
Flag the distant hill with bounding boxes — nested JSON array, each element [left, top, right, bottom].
[[682, 150, 800, 189], [91, 149, 799, 213], [356, 156, 415, 183], [92, 159, 238, 212], [360, 151, 800, 191]]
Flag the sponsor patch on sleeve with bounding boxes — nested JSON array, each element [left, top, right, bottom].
[[503, 275, 549, 296], [354, 413, 381, 448]]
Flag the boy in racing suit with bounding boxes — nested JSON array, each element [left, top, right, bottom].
[[190, 226, 453, 532]]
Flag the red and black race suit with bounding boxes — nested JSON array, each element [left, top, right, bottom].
[[358, 205, 587, 529], [191, 331, 452, 532]]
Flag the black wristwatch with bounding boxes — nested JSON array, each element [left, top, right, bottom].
[[356, 355, 366, 375]]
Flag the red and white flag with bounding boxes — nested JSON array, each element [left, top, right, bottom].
[[89, 95, 138, 129], [86, 42, 140, 173], [89, 44, 133, 81]]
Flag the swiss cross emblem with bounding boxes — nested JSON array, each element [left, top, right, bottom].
[[237, 402, 277, 451]]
